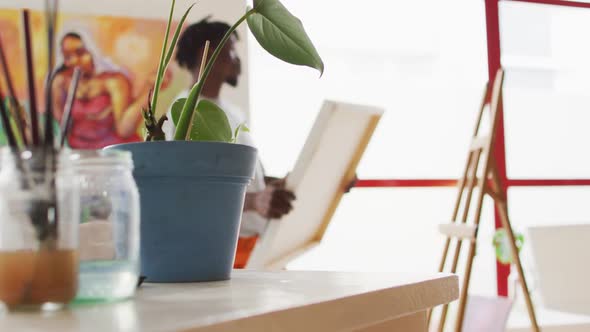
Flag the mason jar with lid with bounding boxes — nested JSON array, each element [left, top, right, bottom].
[[69, 150, 140, 302]]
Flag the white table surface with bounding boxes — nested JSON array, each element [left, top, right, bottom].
[[0, 270, 458, 332], [508, 305, 590, 332]]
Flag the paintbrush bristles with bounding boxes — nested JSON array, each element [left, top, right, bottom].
[[22, 9, 40, 146]]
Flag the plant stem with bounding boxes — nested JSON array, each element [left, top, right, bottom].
[[174, 8, 256, 140], [185, 40, 210, 140], [197, 40, 210, 82]]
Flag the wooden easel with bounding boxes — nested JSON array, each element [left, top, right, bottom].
[[428, 69, 540, 332]]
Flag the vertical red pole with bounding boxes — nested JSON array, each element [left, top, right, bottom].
[[485, 0, 511, 297]]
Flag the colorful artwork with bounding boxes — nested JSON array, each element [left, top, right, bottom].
[[0, 9, 182, 148]]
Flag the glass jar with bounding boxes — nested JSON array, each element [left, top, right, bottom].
[[0, 148, 79, 310], [69, 150, 139, 302]]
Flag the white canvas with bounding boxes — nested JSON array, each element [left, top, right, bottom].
[[247, 100, 383, 269], [528, 224, 590, 315]]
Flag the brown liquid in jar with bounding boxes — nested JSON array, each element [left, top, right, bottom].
[[0, 250, 78, 307]]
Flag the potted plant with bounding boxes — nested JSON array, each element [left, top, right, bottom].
[[107, 0, 323, 282]]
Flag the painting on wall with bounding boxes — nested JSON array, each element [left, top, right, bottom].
[[0, 9, 184, 148]]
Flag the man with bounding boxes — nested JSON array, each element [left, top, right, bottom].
[[162, 18, 296, 268]]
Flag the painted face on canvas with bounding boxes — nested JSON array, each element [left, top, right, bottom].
[[61, 35, 95, 75]]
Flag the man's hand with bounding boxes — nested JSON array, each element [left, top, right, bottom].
[[245, 179, 296, 219]]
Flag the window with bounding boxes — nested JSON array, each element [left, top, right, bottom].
[[501, 2, 590, 178], [248, 0, 491, 286]]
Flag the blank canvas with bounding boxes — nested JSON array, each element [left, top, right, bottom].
[[247, 100, 383, 269]]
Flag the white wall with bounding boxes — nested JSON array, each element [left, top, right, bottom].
[[1, 0, 250, 116]]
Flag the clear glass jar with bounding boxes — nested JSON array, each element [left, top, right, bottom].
[[0, 148, 79, 310], [69, 150, 139, 302]]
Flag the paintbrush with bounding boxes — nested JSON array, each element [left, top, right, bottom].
[[34, 0, 60, 243], [60, 67, 80, 147], [43, 0, 58, 149], [22, 9, 40, 146], [0, 88, 17, 147], [0, 34, 28, 146]]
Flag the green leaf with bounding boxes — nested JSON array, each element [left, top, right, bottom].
[[493, 229, 524, 265], [247, 0, 324, 75], [151, 1, 195, 113], [189, 100, 233, 142], [233, 123, 250, 143], [150, 0, 175, 112], [163, 3, 196, 72], [174, 11, 251, 140], [170, 98, 187, 126]]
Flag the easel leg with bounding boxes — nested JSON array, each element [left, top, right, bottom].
[[455, 240, 477, 332], [495, 199, 541, 332], [488, 163, 540, 332], [436, 239, 461, 332], [428, 237, 452, 326]]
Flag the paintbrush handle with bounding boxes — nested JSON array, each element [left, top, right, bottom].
[[22, 9, 40, 146], [43, 0, 59, 149], [0, 90, 17, 147], [60, 68, 81, 147]]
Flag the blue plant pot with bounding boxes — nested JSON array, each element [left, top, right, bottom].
[[106, 141, 257, 282]]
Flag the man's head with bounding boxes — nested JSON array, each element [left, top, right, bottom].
[[60, 32, 95, 76], [176, 18, 241, 87]]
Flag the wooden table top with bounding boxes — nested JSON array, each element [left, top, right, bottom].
[[0, 270, 458, 332]]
